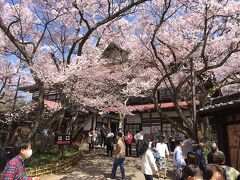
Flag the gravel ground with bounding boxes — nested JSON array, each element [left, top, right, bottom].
[[40, 145, 174, 180]]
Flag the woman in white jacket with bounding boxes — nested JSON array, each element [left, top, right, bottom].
[[141, 141, 160, 180]]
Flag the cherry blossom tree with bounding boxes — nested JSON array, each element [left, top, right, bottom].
[[0, 56, 33, 145], [122, 0, 240, 139], [0, 57, 16, 105], [0, 57, 27, 108], [1, 0, 240, 141], [0, 0, 149, 139]]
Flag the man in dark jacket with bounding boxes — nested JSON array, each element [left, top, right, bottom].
[[207, 142, 218, 164], [195, 143, 206, 172], [106, 128, 114, 157], [100, 125, 107, 148]]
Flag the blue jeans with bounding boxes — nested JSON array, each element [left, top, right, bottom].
[[111, 158, 125, 179]]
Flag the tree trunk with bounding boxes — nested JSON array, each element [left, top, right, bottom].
[[28, 82, 44, 140], [153, 87, 195, 138], [190, 58, 199, 143], [72, 120, 90, 141], [66, 111, 79, 135], [198, 93, 211, 142], [4, 122, 12, 146], [118, 113, 125, 132]]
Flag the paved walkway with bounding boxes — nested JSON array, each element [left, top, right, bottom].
[[40, 145, 174, 180]]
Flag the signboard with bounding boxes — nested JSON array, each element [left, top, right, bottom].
[[56, 135, 71, 145]]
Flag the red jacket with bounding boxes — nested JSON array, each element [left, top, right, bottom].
[[125, 133, 133, 144]]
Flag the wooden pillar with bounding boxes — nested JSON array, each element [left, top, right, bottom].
[[150, 112, 152, 134], [91, 116, 94, 130]]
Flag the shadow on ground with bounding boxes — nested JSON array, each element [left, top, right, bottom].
[[57, 148, 136, 180], [42, 145, 174, 180]]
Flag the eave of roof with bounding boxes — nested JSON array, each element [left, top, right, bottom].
[[198, 99, 240, 115], [103, 100, 200, 113], [212, 92, 240, 104]]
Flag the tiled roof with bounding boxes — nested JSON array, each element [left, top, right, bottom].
[[199, 99, 240, 113], [199, 92, 240, 114], [103, 100, 200, 113]]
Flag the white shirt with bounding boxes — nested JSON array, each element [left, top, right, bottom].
[[88, 132, 93, 143], [92, 130, 97, 141], [135, 132, 144, 140], [148, 141, 153, 148], [106, 132, 114, 138], [141, 149, 158, 175], [156, 143, 169, 158]]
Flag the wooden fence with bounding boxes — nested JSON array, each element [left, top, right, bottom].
[[26, 151, 83, 177]]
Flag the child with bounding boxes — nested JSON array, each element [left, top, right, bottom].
[[151, 142, 161, 171]]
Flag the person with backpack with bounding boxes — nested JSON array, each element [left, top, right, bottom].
[[213, 150, 239, 180], [203, 164, 226, 180]]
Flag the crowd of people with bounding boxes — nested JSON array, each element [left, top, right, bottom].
[[2, 127, 239, 180], [88, 125, 168, 158], [88, 126, 240, 180], [139, 135, 240, 180], [89, 126, 171, 180], [172, 139, 240, 180], [142, 134, 240, 180]]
